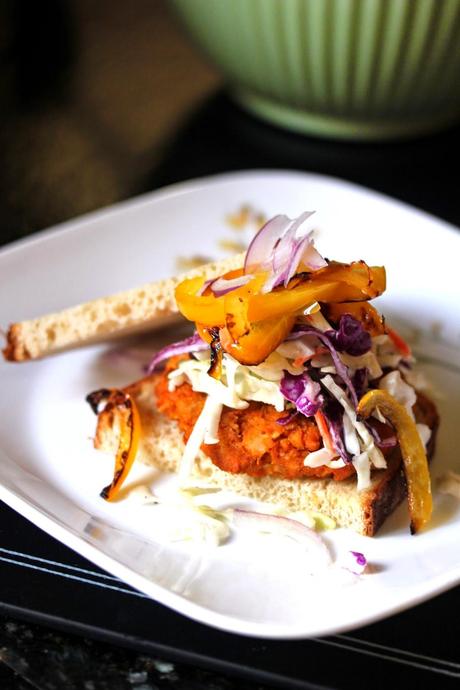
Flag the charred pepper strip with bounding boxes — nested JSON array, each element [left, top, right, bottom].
[[207, 327, 223, 379], [223, 280, 296, 365], [86, 388, 141, 500], [247, 264, 386, 322], [324, 301, 386, 336], [357, 389, 432, 534], [175, 263, 385, 327]]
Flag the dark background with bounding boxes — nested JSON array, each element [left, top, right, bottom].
[[1, 1, 460, 689], [0, 0, 219, 245], [1, 0, 460, 247]]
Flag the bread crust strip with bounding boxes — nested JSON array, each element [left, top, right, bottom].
[[3, 253, 244, 362]]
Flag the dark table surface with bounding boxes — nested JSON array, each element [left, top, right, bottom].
[[1, 1, 460, 689]]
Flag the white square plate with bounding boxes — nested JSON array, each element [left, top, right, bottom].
[[1, 171, 459, 638]]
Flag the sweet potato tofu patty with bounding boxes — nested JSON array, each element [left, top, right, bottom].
[[154, 358, 355, 480]]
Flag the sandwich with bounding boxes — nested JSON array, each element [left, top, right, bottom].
[[87, 212, 438, 537]]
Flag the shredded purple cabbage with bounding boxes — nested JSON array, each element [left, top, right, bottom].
[[280, 371, 323, 417], [352, 368, 368, 401], [289, 324, 358, 407], [322, 397, 352, 463], [366, 422, 397, 449], [276, 409, 300, 426], [328, 422, 352, 463], [349, 551, 367, 573], [351, 551, 367, 567], [326, 314, 371, 356], [147, 333, 208, 373]]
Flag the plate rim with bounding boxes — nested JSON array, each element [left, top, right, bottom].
[[2, 168, 460, 260], [0, 478, 459, 640]]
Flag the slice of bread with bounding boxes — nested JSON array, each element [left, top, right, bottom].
[[93, 375, 439, 536], [3, 252, 245, 362]]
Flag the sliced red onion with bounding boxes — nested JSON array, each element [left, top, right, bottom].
[[243, 211, 326, 294], [262, 212, 323, 293], [147, 333, 208, 373], [282, 232, 312, 287], [301, 240, 329, 271], [244, 215, 292, 273], [209, 274, 253, 296], [196, 277, 216, 296], [233, 509, 331, 567], [102, 347, 151, 370], [291, 325, 358, 407], [284, 232, 308, 270], [280, 371, 323, 417], [283, 231, 327, 288], [271, 212, 312, 274]]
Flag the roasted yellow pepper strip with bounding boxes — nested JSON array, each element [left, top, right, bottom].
[[175, 276, 226, 326], [313, 261, 385, 291], [325, 301, 386, 336], [357, 389, 432, 534], [247, 281, 353, 321], [223, 313, 297, 365], [247, 264, 386, 322], [86, 389, 141, 501], [222, 275, 297, 364], [175, 262, 386, 365], [175, 273, 267, 327]]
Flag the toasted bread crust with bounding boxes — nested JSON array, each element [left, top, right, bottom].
[[91, 374, 439, 536], [3, 323, 30, 361]]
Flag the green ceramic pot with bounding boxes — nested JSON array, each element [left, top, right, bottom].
[[171, 0, 460, 140]]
